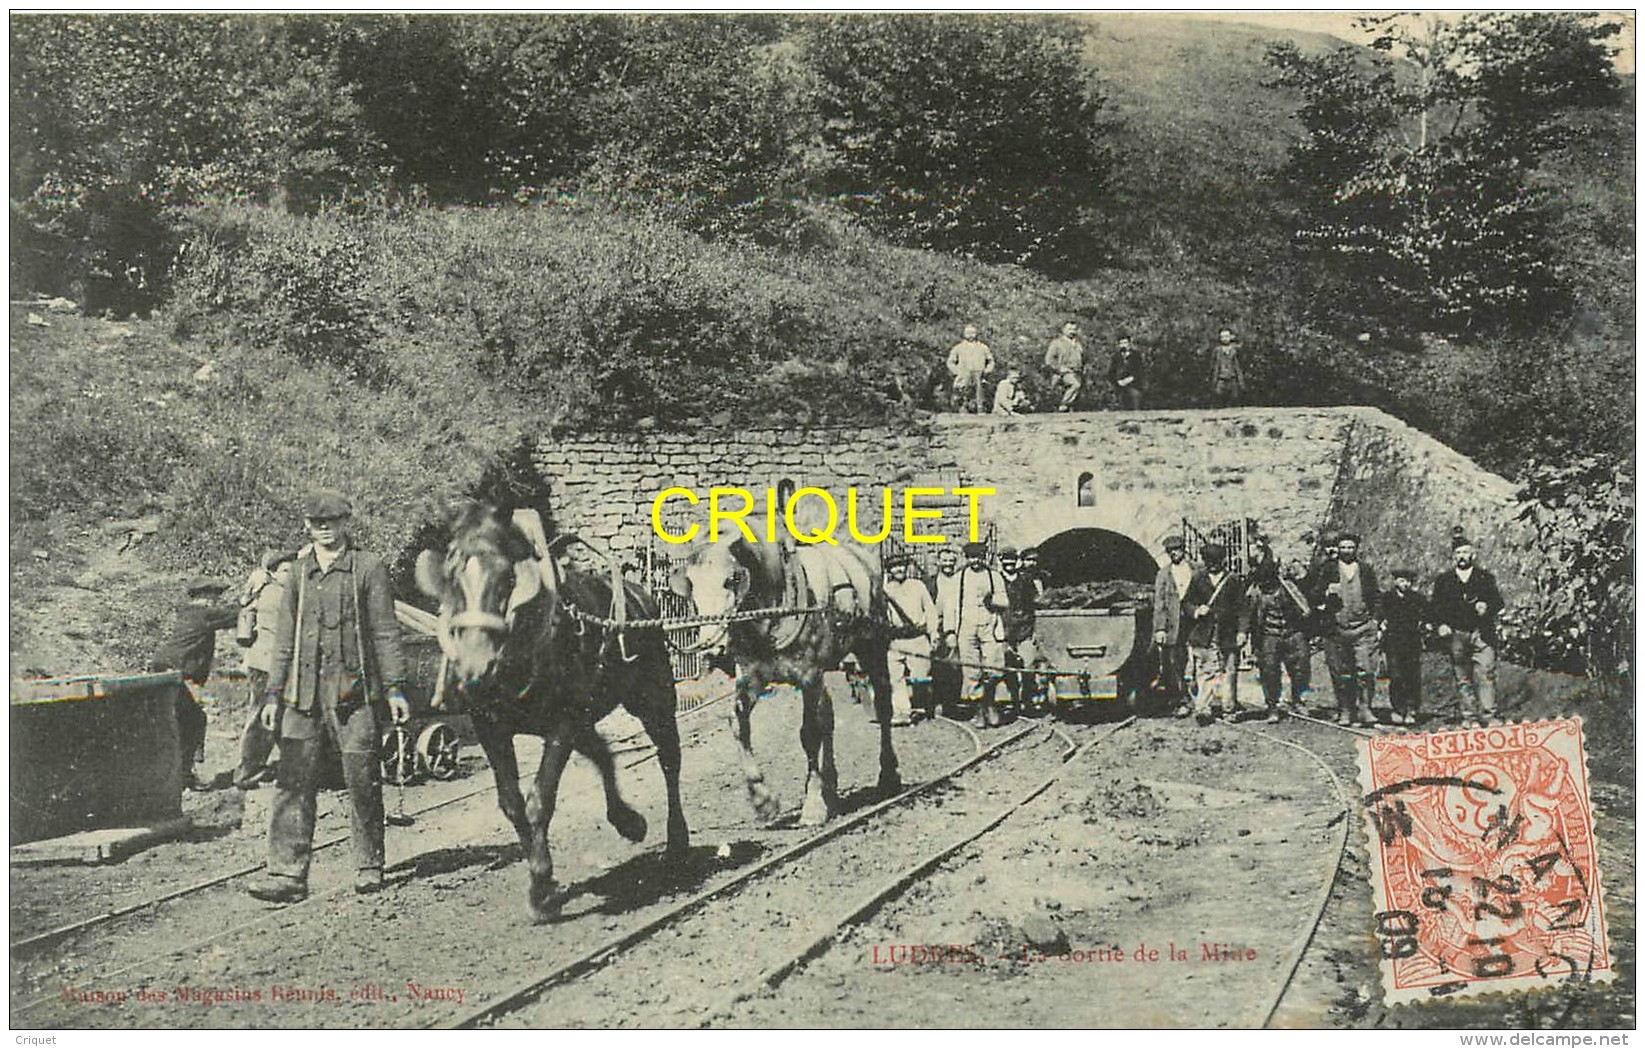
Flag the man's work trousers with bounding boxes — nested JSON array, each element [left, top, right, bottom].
[[1256, 631, 1310, 709], [267, 698, 383, 884], [1158, 641, 1189, 707], [1449, 630, 1497, 720], [236, 668, 278, 786], [1325, 622, 1378, 720], [1190, 645, 1239, 717], [1054, 370, 1082, 411], [931, 636, 962, 716], [1386, 643, 1422, 720], [959, 623, 1004, 705], [1004, 637, 1040, 706], [886, 636, 932, 723], [952, 373, 986, 414], [174, 683, 208, 774]]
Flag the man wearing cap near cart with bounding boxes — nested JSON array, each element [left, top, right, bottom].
[[1430, 529, 1504, 726], [1151, 534, 1193, 716], [246, 488, 410, 903], [150, 576, 240, 791], [883, 553, 937, 727], [953, 540, 1011, 727], [1183, 542, 1245, 724], [998, 546, 1045, 712]]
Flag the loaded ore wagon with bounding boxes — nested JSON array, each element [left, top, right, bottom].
[[1035, 578, 1155, 709]]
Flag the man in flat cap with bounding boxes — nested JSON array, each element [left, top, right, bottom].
[[998, 546, 1045, 712], [929, 545, 964, 718], [953, 540, 1011, 727], [882, 552, 937, 727], [247, 488, 410, 903], [1311, 532, 1381, 727], [1430, 529, 1504, 726], [150, 576, 240, 791], [1151, 534, 1194, 715], [1380, 568, 1427, 726], [1184, 542, 1245, 724]]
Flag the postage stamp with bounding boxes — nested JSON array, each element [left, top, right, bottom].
[[1357, 718, 1612, 1005]]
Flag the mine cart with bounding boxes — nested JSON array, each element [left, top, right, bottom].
[[378, 604, 468, 786], [1033, 578, 1156, 712]]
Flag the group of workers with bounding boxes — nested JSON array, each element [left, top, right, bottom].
[[877, 541, 1045, 730], [943, 321, 1246, 415], [869, 522, 1506, 732], [1152, 526, 1505, 728]]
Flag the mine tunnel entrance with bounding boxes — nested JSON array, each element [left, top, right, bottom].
[[1030, 528, 1159, 706]]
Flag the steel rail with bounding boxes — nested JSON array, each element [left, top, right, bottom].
[[1231, 719, 1359, 1030], [11, 689, 954, 1023], [701, 717, 1137, 1025], [441, 718, 1046, 1030]]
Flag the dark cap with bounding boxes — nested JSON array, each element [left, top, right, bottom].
[[997, 545, 1019, 560], [884, 552, 912, 569], [1337, 531, 1362, 544], [961, 541, 988, 558], [1451, 527, 1473, 550], [1162, 534, 1185, 552], [303, 488, 351, 520], [1391, 567, 1417, 581], [185, 576, 229, 596]]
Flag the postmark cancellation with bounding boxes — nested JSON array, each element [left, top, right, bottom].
[[1357, 718, 1612, 1006]]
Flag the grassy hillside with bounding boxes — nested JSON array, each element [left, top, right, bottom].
[[1079, 14, 1341, 276]]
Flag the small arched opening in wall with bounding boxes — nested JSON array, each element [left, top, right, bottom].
[[1076, 471, 1096, 507], [1029, 527, 1158, 711]]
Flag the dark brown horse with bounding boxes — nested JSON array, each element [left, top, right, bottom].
[[671, 525, 901, 825], [414, 502, 686, 923]]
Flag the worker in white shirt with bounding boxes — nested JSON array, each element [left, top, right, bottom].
[[882, 553, 937, 727]]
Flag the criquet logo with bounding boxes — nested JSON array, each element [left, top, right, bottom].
[[651, 485, 996, 546]]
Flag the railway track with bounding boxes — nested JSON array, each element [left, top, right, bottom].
[[15, 693, 1437, 1030], [713, 706, 1374, 1030], [449, 717, 1135, 1030], [1227, 715, 1360, 1028], [13, 696, 982, 1029], [10, 690, 737, 959], [9, 689, 744, 1020]]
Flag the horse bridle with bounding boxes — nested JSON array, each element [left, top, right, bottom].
[[438, 551, 554, 654]]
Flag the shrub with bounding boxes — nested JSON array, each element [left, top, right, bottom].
[[1507, 455, 1634, 683], [804, 14, 1113, 271]]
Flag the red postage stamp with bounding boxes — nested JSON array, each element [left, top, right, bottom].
[[1357, 718, 1612, 1005]]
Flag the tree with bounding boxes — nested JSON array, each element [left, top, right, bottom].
[[10, 14, 379, 309], [1510, 455, 1634, 685], [804, 14, 1112, 270], [573, 16, 805, 241], [1266, 13, 1622, 337]]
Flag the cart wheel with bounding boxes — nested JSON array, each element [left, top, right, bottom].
[[381, 725, 419, 786], [417, 721, 462, 781]]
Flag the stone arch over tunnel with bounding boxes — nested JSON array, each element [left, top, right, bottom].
[[1030, 528, 1157, 589], [991, 492, 1180, 570]]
